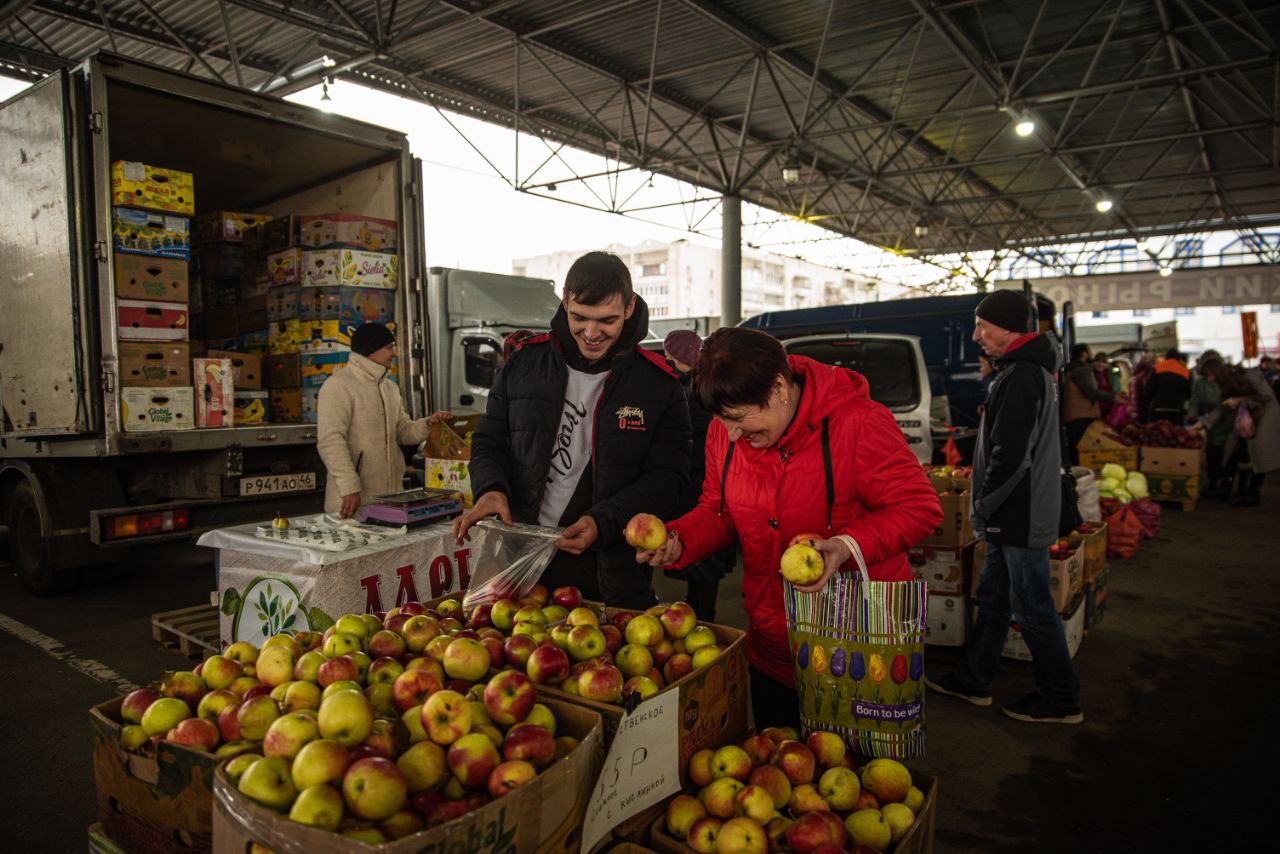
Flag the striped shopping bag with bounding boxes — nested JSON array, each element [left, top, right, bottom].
[[783, 543, 927, 761]]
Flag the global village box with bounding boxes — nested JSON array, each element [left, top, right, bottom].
[[114, 254, 188, 303], [120, 387, 195, 432], [211, 698, 603, 854]]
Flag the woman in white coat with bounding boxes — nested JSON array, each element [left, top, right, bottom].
[[317, 323, 449, 517]]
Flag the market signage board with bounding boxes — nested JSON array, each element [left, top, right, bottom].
[[1004, 264, 1280, 311], [581, 688, 681, 852]]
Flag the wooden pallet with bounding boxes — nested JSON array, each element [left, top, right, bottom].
[[151, 604, 220, 659]]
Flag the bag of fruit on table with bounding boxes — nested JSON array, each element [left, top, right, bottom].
[[783, 541, 927, 761]]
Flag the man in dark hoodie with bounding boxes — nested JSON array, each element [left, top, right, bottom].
[[927, 289, 1083, 725], [452, 251, 691, 608]]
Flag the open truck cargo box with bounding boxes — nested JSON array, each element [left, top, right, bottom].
[[0, 53, 427, 457]]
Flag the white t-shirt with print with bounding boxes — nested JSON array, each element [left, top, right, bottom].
[[538, 366, 609, 526]]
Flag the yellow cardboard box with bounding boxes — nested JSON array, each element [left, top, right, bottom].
[[110, 161, 194, 214]]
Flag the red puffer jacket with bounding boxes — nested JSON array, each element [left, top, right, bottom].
[[666, 355, 942, 686]]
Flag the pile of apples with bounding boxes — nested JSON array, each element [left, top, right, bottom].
[[1109, 420, 1204, 449], [463, 582, 725, 705], [663, 729, 926, 853], [116, 604, 578, 843], [923, 465, 972, 497]]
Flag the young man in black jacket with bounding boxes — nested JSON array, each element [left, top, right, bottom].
[[452, 252, 691, 608], [927, 289, 1083, 724]]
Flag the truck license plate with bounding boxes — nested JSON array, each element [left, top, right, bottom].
[[239, 472, 316, 496]]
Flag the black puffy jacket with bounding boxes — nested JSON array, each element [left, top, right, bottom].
[[468, 298, 691, 607]]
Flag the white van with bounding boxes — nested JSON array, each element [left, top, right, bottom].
[[781, 334, 934, 463]]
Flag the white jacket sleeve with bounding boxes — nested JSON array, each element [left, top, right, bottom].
[[317, 380, 362, 497], [394, 398, 432, 446]]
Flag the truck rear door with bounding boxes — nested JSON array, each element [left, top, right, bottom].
[[0, 70, 93, 437], [782, 334, 934, 463]]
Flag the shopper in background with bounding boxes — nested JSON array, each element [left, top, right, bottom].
[[1192, 358, 1280, 507], [661, 329, 736, 622], [1149, 349, 1192, 423], [928, 289, 1083, 725], [1092, 351, 1120, 409], [1190, 351, 1233, 500], [454, 251, 691, 608], [318, 323, 452, 518], [635, 327, 940, 728], [979, 353, 995, 414], [1130, 353, 1157, 422], [1062, 343, 1117, 464]]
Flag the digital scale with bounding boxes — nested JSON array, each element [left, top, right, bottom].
[[358, 487, 465, 527]]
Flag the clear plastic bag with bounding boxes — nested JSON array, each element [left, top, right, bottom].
[[462, 519, 561, 610]]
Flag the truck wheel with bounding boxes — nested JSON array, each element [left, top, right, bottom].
[[9, 481, 77, 596]]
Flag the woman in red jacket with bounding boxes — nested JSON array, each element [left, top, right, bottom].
[[638, 328, 942, 727]]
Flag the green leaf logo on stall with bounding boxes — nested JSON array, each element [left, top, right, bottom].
[[225, 576, 310, 647]]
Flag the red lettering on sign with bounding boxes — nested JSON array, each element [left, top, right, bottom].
[[455, 548, 471, 589], [394, 564, 420, 606], [428, 555, 453, 599], [360, 574, 383, 613]]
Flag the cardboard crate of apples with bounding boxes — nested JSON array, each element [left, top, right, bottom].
[[98, 604, 604, 849], [415, 512, 749, 767], [651, 728, 936, 854]]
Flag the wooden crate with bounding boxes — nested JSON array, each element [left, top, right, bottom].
[[151, 604, 220, 659]]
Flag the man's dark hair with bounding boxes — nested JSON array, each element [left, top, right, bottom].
[[1071, 343, 1091, 363], [563, 251, 633, 305], [693, 327, 793, 415]]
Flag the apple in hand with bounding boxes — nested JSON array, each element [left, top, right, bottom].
[[780, 542, 825, 585], [624, 513, 668, 550]]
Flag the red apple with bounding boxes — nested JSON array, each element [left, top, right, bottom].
[[624, 513, 668, 550], [483, 670, 536, 726], [525, 584, 549, 607], [502, 635, 537, 670], [503, 722, 555, 767], [552, 586, 582, 609], [525, 645, 569, 685], [318, 656, 359, 688], [121, 688, 159, 724], [166, 717, 220, 750], [392, 669, 444, 713]]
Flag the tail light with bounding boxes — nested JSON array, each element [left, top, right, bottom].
[[103, 509, 191, 541]]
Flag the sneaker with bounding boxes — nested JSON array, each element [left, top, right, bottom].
[[1002, 692, 1083, 724], [924, 672, 992, 707]]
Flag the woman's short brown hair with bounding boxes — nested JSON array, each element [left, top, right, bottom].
[[693, 327, 792, 414]]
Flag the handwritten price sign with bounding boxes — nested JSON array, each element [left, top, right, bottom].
[[580, 689, 681, 851]]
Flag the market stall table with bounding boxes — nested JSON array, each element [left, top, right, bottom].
[[199, 518, 483, 647]]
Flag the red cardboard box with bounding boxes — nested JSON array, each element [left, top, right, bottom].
[[194, 358, 233, 428], [117, 299, 189, 342], [205, 350, 262, 389]]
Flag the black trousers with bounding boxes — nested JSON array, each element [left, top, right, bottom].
[[750, 666, 801, 731], [1064, 418, 1095, 466]]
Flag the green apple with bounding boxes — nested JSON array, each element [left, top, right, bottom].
[[120, 725, 149, 750], [237, 756, 298, 812], [291, 738, 352, 790], [263, 711, 320, 761], [140, 697, 190, 736], [318, 689, 374, 747], [224, 751, 263, 785], [289, 783, 345, 831]]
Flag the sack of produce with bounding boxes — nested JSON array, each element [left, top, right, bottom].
[[1105, 506, 1142, 559]]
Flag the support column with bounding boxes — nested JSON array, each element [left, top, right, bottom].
[[720, 194, 742, 328]]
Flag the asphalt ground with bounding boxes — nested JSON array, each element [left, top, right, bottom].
[[1, 485, 1276, 852]]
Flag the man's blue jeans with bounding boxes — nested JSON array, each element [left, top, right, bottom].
[[956, 541, 1080, 708]]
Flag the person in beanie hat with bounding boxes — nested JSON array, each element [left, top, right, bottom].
[[663, 329, 703, 372], [928, 291, 1084, 724], [317, 323, 452, 518], [661, 329, 736, 621]]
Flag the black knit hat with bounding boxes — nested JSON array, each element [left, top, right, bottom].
[[975, 290, 1031, 333], [350, 322, 395, 357]]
